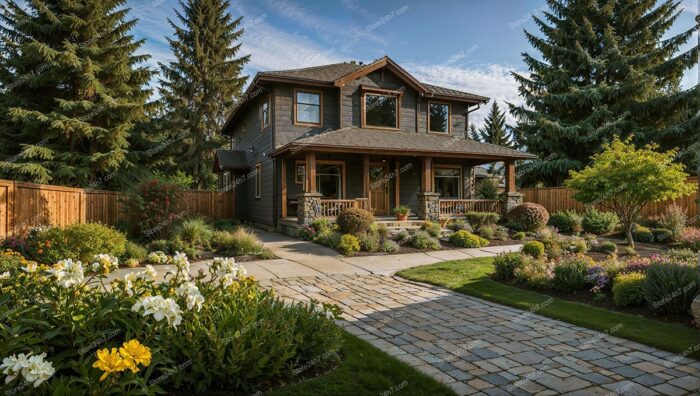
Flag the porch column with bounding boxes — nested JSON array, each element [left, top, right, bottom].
[[362, 154, 370, 198], [394, 160, 401, 209], [281, 159, 287, 219], [298, 151, 322, 225], [501, 159, 523, 215], [417, 156, 440, 221]]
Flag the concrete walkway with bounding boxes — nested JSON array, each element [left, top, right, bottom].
[[261, 274, 700, 396]]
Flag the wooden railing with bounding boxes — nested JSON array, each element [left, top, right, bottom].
[[319, 198, 369, 217], [438, 199, 500, 216]]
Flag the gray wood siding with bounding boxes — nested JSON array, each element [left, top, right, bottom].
[[273, 84, 339, 147], [230, 92, 275, 225]]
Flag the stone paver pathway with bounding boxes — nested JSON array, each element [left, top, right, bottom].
[[260, 274, 700, 396]]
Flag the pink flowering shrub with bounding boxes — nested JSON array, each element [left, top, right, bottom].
[[678, 228, 700, 251]]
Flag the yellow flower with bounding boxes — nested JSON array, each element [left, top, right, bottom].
[[118, 340, 152, 373], [92, 348, 127, 381]]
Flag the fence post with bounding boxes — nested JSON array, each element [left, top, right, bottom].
[[9, 181, 16, 237]]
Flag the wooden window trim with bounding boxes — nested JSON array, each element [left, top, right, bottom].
[[254, 163, 262, 199], [260, 97, 270, 132], [316, 160, 346, 198], [294, 160, 306, 184], [428, 101, 452, 134], [361, 89, 401, 130], [432, 164, 462, 198], [293, 88, 323, 127]]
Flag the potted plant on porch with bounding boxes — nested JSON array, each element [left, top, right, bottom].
[[392, 205, 410, 221]]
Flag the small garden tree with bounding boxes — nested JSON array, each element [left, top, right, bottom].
[[565, 138, 695, 247]]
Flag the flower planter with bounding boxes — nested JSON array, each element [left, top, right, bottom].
[[396, 214, 408, 221]]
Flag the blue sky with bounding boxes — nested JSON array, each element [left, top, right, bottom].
[[128, 0, 699, 125]]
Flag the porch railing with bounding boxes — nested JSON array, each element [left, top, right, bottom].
[[319, 198, 369, 217], [438, 199, 500, 216]]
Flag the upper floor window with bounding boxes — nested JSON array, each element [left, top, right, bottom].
[[295, 90, 322, 126], [429, 102, 450, 133], [260, 101, 270, 130], [364, 93, 397, 129]]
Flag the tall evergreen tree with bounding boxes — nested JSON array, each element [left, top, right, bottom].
[[467, 123, 479, 140], [0, 0, 152, 187], [510, 0, 700, 186], [158, 0, 249, 189], [476, 101, 516, 148]]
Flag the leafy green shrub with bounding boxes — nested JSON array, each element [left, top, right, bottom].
[[493, 252, 525, 281], [123, 178, 182, 240], [381, 239, 400, 253], [211, 218, 237, 231], [493, 225, 509, 241], [339, 234, 361, 256], [566, 239, 588, 254], [679, 228, 700, 251], [0, 250, 31, 274], [655, 204, 687, 240], [553, 255, 593, 291], [357, 231, 381, 253], [613, 273, 647, 307], [464, 212, 499, 227], [582, 209, 619, 234], [0, 253, 342, 393], [644, 261, 700, 314], [149, 239, 169, 253], [652, 228, 673, 243], [24, 223, 127, 263], [522, 241, 545, 258], [392, 229, 411, 244], [372, 223, 389, 239], [392, 205, 410, 216], [124, 241, 148, 261], [513, 231, 526, 240], [448, 219, 473, 233], [421, 221, 442, 238], [411, 231, 441, 250], [513, 258, 551, 289], [172, 218, 214, 248], [507, 203, 549, 232], [476, 177, 499, 199], [314, 231, 342, 249], [336, 208, 375, 235], [476, 224, 495, 239], [667, 248, 697, 261], [311, 218, 331, 234], [211, 229, 272, 258], [169, 236, 197, 257], [449, 230, 489, 248], [599, 241, 617, 254], [632, 225, 654, 243], [549, 211, 582, 235], [624, 246, 638, 256]]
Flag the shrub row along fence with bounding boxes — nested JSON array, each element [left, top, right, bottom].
[[519, 177, 698, 221], [0, 179, 235, 237]]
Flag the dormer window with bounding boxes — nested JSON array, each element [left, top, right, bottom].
[[294, 89, 322, 126], [429, 102, 450, 133], [362, 88, 399, 129]]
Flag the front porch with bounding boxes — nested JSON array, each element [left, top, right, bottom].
[[280, 149, 520, 225]]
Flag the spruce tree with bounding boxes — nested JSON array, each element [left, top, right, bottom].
[[510, 0, 700, 186], [158, 0, 249, 189], [477, 101, 516, 148], [467, 123, 479, 140], [0, 0, 152, 187]]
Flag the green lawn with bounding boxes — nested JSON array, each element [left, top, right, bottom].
[[397, 257, 700, 359], [269, 331, 456, 396]]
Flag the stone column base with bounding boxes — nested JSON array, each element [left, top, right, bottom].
[[417, 192, 440, 221], [297, 192, 323, 225], [501, 192, 523, 215]]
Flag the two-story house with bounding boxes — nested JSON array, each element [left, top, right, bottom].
[[214, 56, 535, 230]]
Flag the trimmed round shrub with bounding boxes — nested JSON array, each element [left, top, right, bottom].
[[522, 241, 545, 258], [652, 228, 673, 244], [493, 252, 525, 281], [512, 231, 526, 241], [632, 225, 654, 243], [411, 231, 441, 250], [464, 212, 499, 227], [381, 239, 400, 253], [337, 208, 375, 235], [582, 209, 618, 234], [612, 273, 647, 307], [644, 261, 700, 314], [449, 230, 489, 248], [507, 203, 549, 232], [567, 239, 588, 254], [339, 234, 361, 256], [553, 255, 593, 291], [599, 241, 617, 254], [24, 223, 127, 263], [421, 221, 442, 238], [549, 211, 583, 235]]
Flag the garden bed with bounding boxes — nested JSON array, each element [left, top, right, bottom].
[[349, 236, 524, 257]]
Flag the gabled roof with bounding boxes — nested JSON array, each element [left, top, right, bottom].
[[213, 149, 250, 172], [260, 62, 364, 83], [270, 127, 537, 161]]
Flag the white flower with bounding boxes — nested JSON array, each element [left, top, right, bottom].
[[52, 259, 84, 288], [212, 257, 246, 286], [91, 254, 119, 274], [142, 265, 157, 282], [173, 251, 190, 272], [21, 262, 37, 273], [176, 282, 204, 311], [132, 295, 183, 329], [0, 272, 9, 280], [147, 251, 168, 264], [22, 353, 54, 388], [1, 352, 54, 387]]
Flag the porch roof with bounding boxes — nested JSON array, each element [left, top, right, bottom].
[[270, 127, 537, 161]]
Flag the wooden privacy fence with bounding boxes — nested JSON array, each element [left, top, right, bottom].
[[519, 177, 698, 220], [0, 179, 235, 238]]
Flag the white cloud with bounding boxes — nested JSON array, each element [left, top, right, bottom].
[[406, 63, 527, 127]]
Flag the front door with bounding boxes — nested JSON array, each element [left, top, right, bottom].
[[369, 163, 389, 216]]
